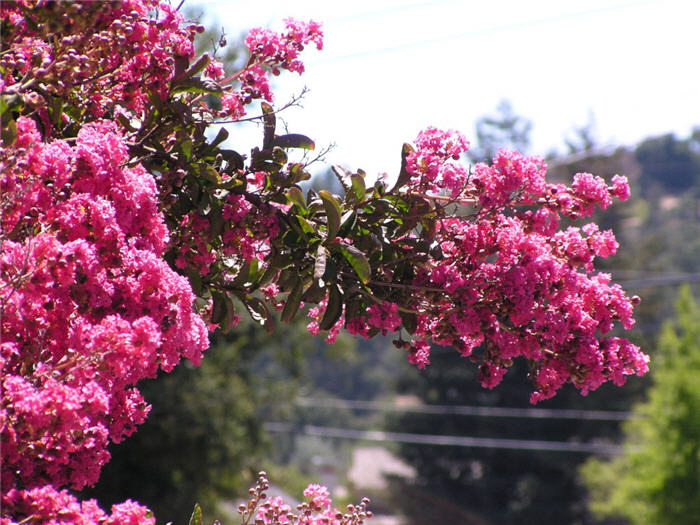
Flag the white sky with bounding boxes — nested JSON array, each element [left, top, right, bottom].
[[191, 0, 699, 177]]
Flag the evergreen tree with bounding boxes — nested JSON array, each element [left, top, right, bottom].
[[467, 100, 532, 162], [581, 286, 700, 525]]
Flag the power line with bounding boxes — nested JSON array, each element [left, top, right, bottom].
[[323, 0, 459, 25], [265, 422, 624, 455], [310, 0, 658, 65], [295, 398, 634, 420], [618, 273, 700, 289]]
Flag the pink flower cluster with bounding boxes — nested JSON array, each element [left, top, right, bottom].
[[0, 0, 199, 119], [405, 127, 470, 197], [245, 18, 324, 75], [169, 190, 281, 286], [404, 142, 648, 402], [0, 2, 327, 522], [219, 19, 323, 120], [1, 118, 207, 516], [2, 0, 646, 520], [308, 133, 648, 403], [1, 486, 154, 525]]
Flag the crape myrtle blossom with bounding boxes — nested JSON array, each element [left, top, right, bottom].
[[1, 486, 154, 525], [218, 18, 323, 120], [245, 18, 324, 75], [307, 131, 648, 403], [2, 0, 647, 523], [0, 0, 199, 118], [1, 117, 208, 495], [1, 1, 337, 522], [245, 473, 373, 525]]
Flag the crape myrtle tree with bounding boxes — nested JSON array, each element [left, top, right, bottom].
[[1, 1, 648, 523]]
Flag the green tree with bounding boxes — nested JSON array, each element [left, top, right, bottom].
[[467, 99, 532, 162], [581, 286, 700, 525], [564, 111, 598, 154], [635, 132, 700, 195]]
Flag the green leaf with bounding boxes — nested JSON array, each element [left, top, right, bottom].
[[184, 268, 203, 295], [181, 53, 211, 81], [257, 264, 278, 287], [319, 190, 342, 241], [1, 94, 19, 117], [331, 165, 352, 192], [198, 163, 221, 184], [296, 216, 316, 236], [281, 277, 304, 322], [271, 133, 315, 150], [261, 102, 276, 149], [48, 96, 63, 128], [209, 203, 224, 238], [344, 293, 362, 322], [219, 149, 244, 171], [210, 127, 229, 148], [269, 252, 293, 269], [338, 210, 357, 237], [271, 146, 288, 164], [248, 258, 260, 284], [320, 284, 343, 330], [172, 77, 223, 95], [180, 139, 193, 161], [230, 260, 252, 288], [340, 245, 372, 284], [399, 310, 418, 334], [189, 503, 203, 525], [391, 143, 416, 192], [220, 293, 237, 334], [350, 173, 366, 202], [286, 186, 307, 211], [277, 268, 297, 292], [1, 94, 17, 147], [374, 178, 387, 196], [302, 281, 326, 303], [211, 291, 228, 324], [314, 245, 328, 282], [62, 101, 84, 124], [1, 117, 16, 147], [289, 163, 311, 184], [243, 295, 274, 333]]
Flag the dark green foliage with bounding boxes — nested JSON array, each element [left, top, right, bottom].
[[581, 287, 700, 525], [635, 131, 700, 195], [389, 348, 628, 525]]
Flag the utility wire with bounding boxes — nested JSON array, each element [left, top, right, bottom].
[[265, 422, 624, 454], [618, 273, 700, 289], [323, 0, 459, 25], [295, 398, 635, 420], [309, 0, 658, 65]]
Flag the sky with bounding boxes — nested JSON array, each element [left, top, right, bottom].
[[190, 0, 699, 178]]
